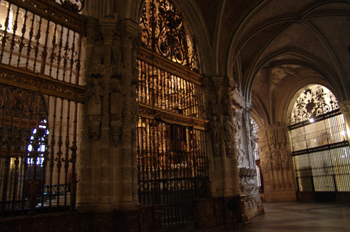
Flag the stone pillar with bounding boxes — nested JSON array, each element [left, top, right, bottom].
[[119, 20, 141, 208], [77, 17, 141, 211], [207, 76, 240, 198], [339, 100, 350, 143], [77, 17, 99, 211], [258, 123, 296, 202]]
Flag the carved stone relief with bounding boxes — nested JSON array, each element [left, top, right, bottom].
[[258, 124, 294, 195]]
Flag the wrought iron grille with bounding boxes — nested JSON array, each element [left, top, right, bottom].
[[293, 146, 350, 192], [137, 58, 204, 118], [289, 85, 350, 199], [136, 117, 209, 229], [140, 0, 199, 72], [0, 0, 85, 217], [136, 52, 209, 228], [290, 114, 348, 153], [138, 0, 208, 228], [289, 85, 339, 125]]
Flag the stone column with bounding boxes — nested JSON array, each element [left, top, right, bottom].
[[77, 17, 99, 211], [119, 20, 141, 208], [77, 17, 141, 211], [206, 76, 241, 197], [339, 100, 350, 143]]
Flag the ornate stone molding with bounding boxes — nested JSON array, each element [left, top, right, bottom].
[[0, 64, 86, 102]]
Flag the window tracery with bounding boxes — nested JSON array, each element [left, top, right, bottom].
[[289, 85, 339, 125]]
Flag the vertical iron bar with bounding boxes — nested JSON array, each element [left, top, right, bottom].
[[49, 23, 58, 77], [70, 101, 78, 211], [69, 32, 76, 83], [75, 34, 82, 85], [49, 97, 57, 212], [40, 95, 50, 213], [56, 99, 64, 211], [21, 91, 33, 215], [56, 25, 64, 80], [62, 29, 70, 82], [40, 19, 51, 75], [8, 5, 20, 66], [25, 13, 35, 70], [32, 17, 42, 73], [0, 3, 12, 63], [142, 118, 146, 205], [29, 92, 42, 215], [17, 10, 28, 68], [64, 100, 71, 210]]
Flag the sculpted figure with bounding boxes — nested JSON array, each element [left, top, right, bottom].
[[87, 74, 104, 140], [224, 115, 234, 158], [210, 115, 221, 157]]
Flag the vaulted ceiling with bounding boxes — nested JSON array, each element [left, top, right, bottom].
[[110, 0, 350, 126], [192, 0, 350, 125]]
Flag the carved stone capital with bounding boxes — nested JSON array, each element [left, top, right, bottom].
[[100, 17, 118, 43], [120, 19, 142, 45]]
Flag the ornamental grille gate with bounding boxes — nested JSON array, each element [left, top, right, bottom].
[[0, 0, 85, 216], [289, 85, 350, 202], [137, 0, 209, 229]]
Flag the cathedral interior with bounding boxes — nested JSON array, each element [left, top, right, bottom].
[[0, 0, 350, 231]]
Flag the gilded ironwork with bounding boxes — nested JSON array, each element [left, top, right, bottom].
[[0, 64, 86, 102], [136, 118, 209, 228], [137, 59, 204, 119], [3, 0, 86, 34], [0, 0, 84, 217], [140, 0, 199, 71], [289, 85, 339, 125], [138, 1, 207, 229]]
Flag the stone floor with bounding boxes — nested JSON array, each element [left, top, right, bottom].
[[207, 202, 350, 232]]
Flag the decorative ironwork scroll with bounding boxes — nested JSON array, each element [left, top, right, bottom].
[[289, 85, 339, 125], [140, 0, 199, 72]]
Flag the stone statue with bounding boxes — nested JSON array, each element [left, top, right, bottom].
[[210, 115, 221, 157], [223, 115, 234, 158], [87, 74, 104, 140]]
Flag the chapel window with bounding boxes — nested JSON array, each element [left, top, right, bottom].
[[289, 85, 350, 195]]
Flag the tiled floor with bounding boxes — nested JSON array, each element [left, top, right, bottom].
[[208, 202, 350, 232]]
